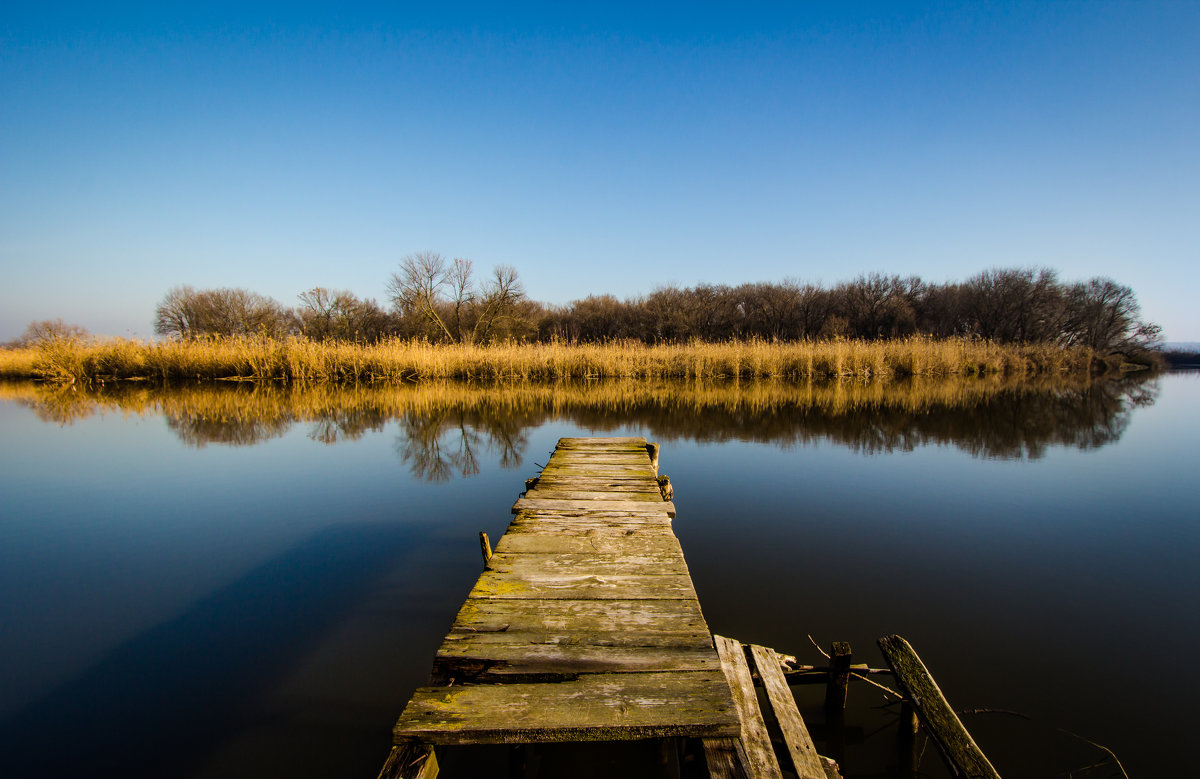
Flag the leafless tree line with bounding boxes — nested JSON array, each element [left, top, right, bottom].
[[140, 258, 1160, 356], [539, 268, 1161, 354]]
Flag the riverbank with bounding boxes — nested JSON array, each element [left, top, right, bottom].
[[0, 335, 1135, 385]]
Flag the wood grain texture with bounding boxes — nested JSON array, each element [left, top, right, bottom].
[[714, 635, 783, 779], [393, 671, 740, 744], [512, 497, 676, 516], [389, 436, 740, 754], [377, 742, 439, 779], [703, 738, 750, 779], [749, 643, 826, 779], [877, 635, 1000, 779]]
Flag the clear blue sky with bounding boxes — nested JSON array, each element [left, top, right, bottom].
[[2, 2, 1197, 341]]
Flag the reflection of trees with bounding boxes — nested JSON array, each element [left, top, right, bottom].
[[1, 374, 1161, 468], [393, 407, 532, 482], [166, 413, 293, 448]]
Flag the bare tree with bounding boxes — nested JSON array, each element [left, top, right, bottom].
[[15, 319, 90, 346], [154, 286, 293, 338], [387, 253, 530, 343]]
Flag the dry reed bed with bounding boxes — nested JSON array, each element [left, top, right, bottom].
[[0, 336, 1094, 385]]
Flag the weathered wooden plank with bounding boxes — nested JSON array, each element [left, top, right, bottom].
[[393, 671, 741, 744], [440, 629, 714, 648], [556, 436, 647, 445], [467, 571, 697, 600], [433, 641, 721, 681], [509, 509, 676, 523], [501, 523, 678, 538], [523, 489, 665, 502], [493, 534, 683, 555], [545, 452, 652, 461], [377, 742, 439, 779], [877, 635, 1000, 779], [449, 597, 709, 634], [532, 477, 661, 489], [512, 497, 676, 516], [749, 644, 826, 779], [485, 552, 689, 576], [703, 738, 750, 779], [537, 463, 655, 474], [507, 513, 675, 529], [714, 635, 783, 779]]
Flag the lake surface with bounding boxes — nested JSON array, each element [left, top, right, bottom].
[[1, 372, 1195, 778]]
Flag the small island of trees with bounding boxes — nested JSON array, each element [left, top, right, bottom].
[[0, 255, 1167, 385]]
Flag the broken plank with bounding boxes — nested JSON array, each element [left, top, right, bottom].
[[714, 635, 783, 779], [748, 644, 826, 779], [393, 671, 741, 745], [877, 635, 1000, 779]]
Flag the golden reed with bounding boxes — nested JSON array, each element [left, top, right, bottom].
[[0, 335, 1094, 385]]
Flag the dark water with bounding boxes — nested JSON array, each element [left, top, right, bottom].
[[0, 373, 1195, 778]]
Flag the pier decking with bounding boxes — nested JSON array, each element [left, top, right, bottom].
[[384, 437, 741, 774]]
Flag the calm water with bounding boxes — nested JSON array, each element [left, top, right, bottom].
[[0, 373, 1196, 778]]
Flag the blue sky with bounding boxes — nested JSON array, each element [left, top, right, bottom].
[[2, 2, 1197, 340]]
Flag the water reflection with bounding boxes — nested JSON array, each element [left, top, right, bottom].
[[0, 375, 1160, 472]]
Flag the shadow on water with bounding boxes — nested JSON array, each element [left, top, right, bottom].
[[0, 374, 1161, 469], [0, 521, 415, 778]]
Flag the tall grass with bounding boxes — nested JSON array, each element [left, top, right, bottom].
[[0, 334, 1097, 385]]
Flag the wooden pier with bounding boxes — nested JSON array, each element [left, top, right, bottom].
[[380, 437, 854, 778]]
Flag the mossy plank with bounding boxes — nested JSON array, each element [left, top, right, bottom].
[[512, 497, 676, 516], [440, 629, 714, 648], [714, 635, 783, 779], [433, 641, 721, 680], [556, 436, 648, 446], [485, 552, 688, 576], [393, 671, 741, 745], [877, 635, 1000, 779], [748, 643, 826, 779], [493, 534, 683, 555], [467, 571, 697, 600], [523, 489, 665, 502], [449, 597, 709, 634], [509, 509, 675, 523]]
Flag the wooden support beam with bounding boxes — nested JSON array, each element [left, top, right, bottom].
[[703, 737, 750, 779], [478, 531, 493, 564], [377, 742, 438, 779], [824, 642, 852, 714], [877, 635, 1000, 779]]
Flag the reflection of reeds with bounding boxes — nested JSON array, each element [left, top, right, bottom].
[[1, 372, 1152, 462], [0, 372, 1098, 428], [0, 335, 1095, 384]]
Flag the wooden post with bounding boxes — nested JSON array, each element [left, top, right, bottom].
[[479, 531, 493, 564], [646, 442, 660, 475], [824, 642, 852, 714]]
